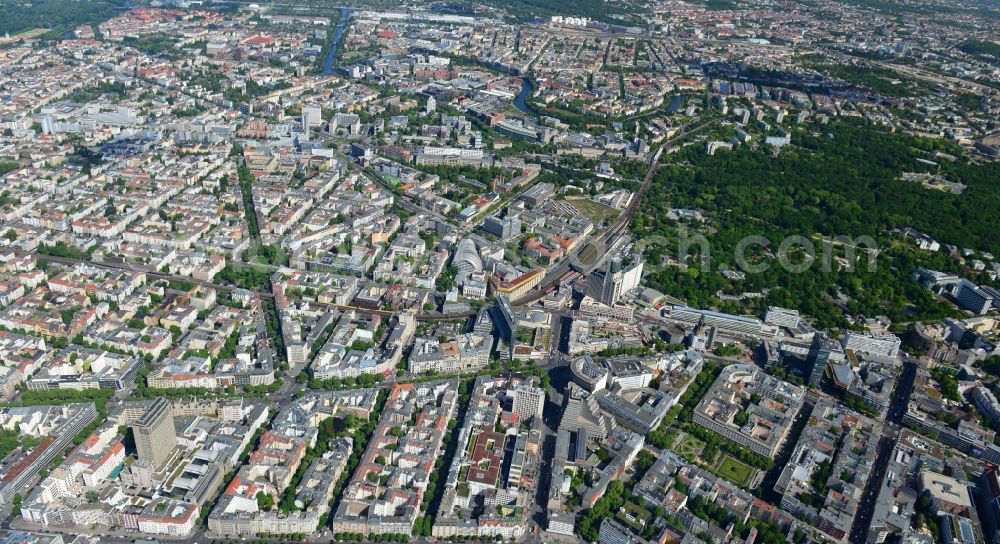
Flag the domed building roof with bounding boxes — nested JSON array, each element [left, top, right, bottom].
[[454, 238, 483, 280]]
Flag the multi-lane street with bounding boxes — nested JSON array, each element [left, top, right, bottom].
[[847, 358, 917, 544]]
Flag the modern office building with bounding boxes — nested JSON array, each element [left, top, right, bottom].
[[662, 305, 767, 338], [512, 384, 545, 421], [587, 258, 643, 306], [520, 182, 554, 207], [956, 280, 1000, 315], [473, 306, 495, 335], [599, 518, 650, 544], [764, 306, 800, 328], [481, 214, 521, 240], [492, 295, 517, 360], [569, 355, 610, 392], [414, 147, 493, 167], [578, 296, 634, 321], [972, 385, 1000, 423], [919, 471, 973, 514], [605, 358, 654, 390], [133, 397, 177, 471], [301, 106, 322, 130], [593, 388, 670, 434], [808, 333, 838, 386], [842, 330, 901, 357], [559, 384, 614, 447], [548, 510, 576, 536]]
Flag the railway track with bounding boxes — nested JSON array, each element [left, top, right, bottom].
[[511, 115, 718, 306], [35, 117, 715, 320]]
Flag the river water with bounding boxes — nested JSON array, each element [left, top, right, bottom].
[[323, 8, 354, 74], [666, 94, 685, 114], [513, 78, 538, 117]]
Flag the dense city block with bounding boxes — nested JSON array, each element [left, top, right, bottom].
[[0, 0, 998, 543]]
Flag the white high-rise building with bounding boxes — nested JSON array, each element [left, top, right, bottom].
[[301, 106, 323, 131], [133, 397, 177, 471], [587, 258, 643, 306], [973, 386, 1000, 423], [512, 384, 545, 421]]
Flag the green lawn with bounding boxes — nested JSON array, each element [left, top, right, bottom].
[[715, 455, 753, 486], [565, 197, 621, 224], [6, 28, 49, 40], [677, 435, 705, 458]]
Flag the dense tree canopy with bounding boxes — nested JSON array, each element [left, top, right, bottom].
[[636, 118, 992, 326], [0, 0, 115, 37]]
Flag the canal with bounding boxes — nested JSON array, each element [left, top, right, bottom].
[[323, 8, 354, 75], [666, 94, 685, 114], [513, 77, 539, 118]]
